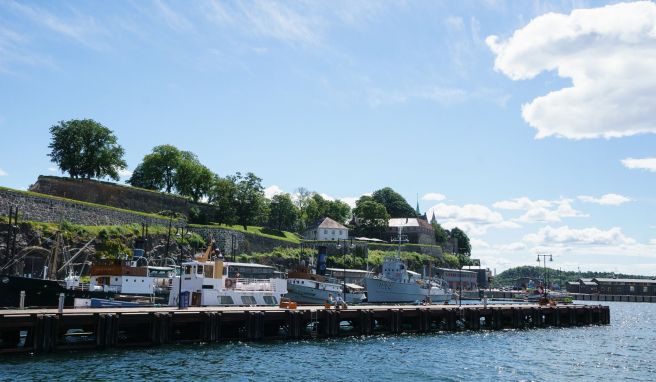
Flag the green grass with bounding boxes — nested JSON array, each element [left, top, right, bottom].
[[190, 223, 302, 243]]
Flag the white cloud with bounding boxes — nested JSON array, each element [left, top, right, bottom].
[[339, 196, 358, 208], [264, 185, 284, 199], [470, 238, 490, 249], [421, 192, 446, 202], [621, 157, 656, 172], [494, 197, 587, 223], [319, 193, 335, 201], [487, 1, 656, 139], [578, 193, 631, 206], [118, 168, 132, 178], [524, 225, 635, 246], [428, 203, 520, 236], [497, 242, 526, 251], [0, 167, 7, 176]]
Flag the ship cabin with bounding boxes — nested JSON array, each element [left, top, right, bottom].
[[381, 257, 421, 284], [174, 260, 287, 307], [88, 260, 157, 295]]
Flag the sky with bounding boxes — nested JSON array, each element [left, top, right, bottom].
[[1, 0, 656, 275]]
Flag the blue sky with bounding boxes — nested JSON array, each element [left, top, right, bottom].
[[2, 0, 656, 274]]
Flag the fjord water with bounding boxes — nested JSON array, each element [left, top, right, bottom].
[[1, 302, 654, 382]]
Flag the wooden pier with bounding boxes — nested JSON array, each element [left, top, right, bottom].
[[0, 304, 610, 355]]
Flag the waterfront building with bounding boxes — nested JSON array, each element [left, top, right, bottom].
[[302, 217, 349, 241], [592, 278, 656, 296], [433, 267, 478, 290], [565, 278, 599, 294]]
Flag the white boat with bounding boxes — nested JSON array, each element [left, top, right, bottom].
[[286, 266, 366, 305], [168, 255, 287, 307], [364, 257, 451, 303]]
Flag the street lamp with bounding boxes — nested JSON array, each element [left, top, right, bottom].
[[536, 253, 553, 298], [176, 226, 191, 309]]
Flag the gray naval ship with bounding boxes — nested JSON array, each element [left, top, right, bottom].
[[364, 256, 451, 303]]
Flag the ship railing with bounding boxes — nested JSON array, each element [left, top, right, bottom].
[[233, 278, 276, 292]]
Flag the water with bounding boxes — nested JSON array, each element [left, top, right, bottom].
[[1, 302, 654, 381]]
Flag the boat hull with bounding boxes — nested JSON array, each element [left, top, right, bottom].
[[364, 277, 451, 303], [286, 284, 365, 304], [0, 274, 114, 308]]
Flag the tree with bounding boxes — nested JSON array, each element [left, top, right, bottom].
[[267, 193, 299, 231], [371, 187, 417, 218], [325, 199, 351, 223], [48, 119, 127, 181], [174, 152, 215, 202], [128, 145, 182, 193], [233, 172, 267, 230], [208, 177, 238, 225], [432, 222, 449, 246], [352, 197, 390, 239], [449, 227, 471, 256]]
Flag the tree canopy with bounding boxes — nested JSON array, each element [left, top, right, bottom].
[[372, 187, 417, 218], [352, 197, 390, 239], [128, 145, 215, 201], [208, 177, 238, 225], [48, 119, 127, 181], [449, 227, 471, 256], [232, 172, 267, 229], [267, 193, 299, 231]]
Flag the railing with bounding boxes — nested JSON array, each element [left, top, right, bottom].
[[230, 278, 277, 292]]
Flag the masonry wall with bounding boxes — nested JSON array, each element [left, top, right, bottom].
[[29, 176, 217, 221]]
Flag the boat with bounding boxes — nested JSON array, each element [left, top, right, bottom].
[[286, 265, 366, 305], [168, 246, 287, 307], [364, 257, 452, 303]]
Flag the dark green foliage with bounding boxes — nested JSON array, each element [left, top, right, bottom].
[[48, 119, 127, 181], [372, 187, 417, 218], [303, 193, 351, 226], [352, 197, 390, 239], [492, 265, 651, 288], [208, 177, 238, 225], [267, 193, 299, 231], [128, 145, 216, 202], [449, 227, 471, 255], [232, 172, 267, 230], [432, 222, 449, 245]]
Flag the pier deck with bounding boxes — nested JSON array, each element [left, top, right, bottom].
[[0, 304, 610, 355]]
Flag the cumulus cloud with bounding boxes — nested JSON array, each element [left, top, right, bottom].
[[494, 197, 587, 223], [523, 225, 635, 246], [264, 185, 284, 199], [497, 242, 527, 252], [427, 203, 520, 236], [578, 193, 631, 206], [0, 167, 7, 176], [487, 1, 656, 139], [621, 157, 656, 172], [421, 192, 446, 201], [118, 168, 132, 178]]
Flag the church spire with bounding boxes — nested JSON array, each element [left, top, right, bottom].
[[416, 193, 421, 216]]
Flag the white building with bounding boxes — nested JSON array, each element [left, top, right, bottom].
[[302, 217, 349, 241]]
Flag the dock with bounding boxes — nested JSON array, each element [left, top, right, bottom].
[[0, 304, 610, 355]]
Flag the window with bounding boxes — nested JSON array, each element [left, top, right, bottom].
[[204, 265, 214, 278], [197, 266, 204, 275], [263, 296, 278, 305], [184, 265, 192, 275], [324, 230, 327, 234], [630, 286, 635, 293], [241, 296, 257, 305], [219, 296, 234, 305], [644, 286, 648, 293]]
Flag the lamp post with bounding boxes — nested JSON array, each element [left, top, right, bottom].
[[176, 226, 191, 309], [536, 253, 553, 298]]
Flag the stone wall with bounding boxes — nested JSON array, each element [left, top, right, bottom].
[[0, 188, 173, 227], [29, 176, 218, 221]]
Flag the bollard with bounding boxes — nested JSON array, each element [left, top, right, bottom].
[[58, 293, 65, 313], [483, 295, 488, 309], [20, 290, 26, 309]]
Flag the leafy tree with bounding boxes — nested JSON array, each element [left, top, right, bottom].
[[432, 222, 449, 246], [128, 145, 183, 193], [352, 197, 390, 239], [267, 193, 299, 231], [325, 199, 351, 223], [174, 152, 215, 202], [48, 119, 127, 180], [208, 177, 238, 225], [449, 227, 471, 256], [372, 187, 417, 218], [233, 172, 267, 230]]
